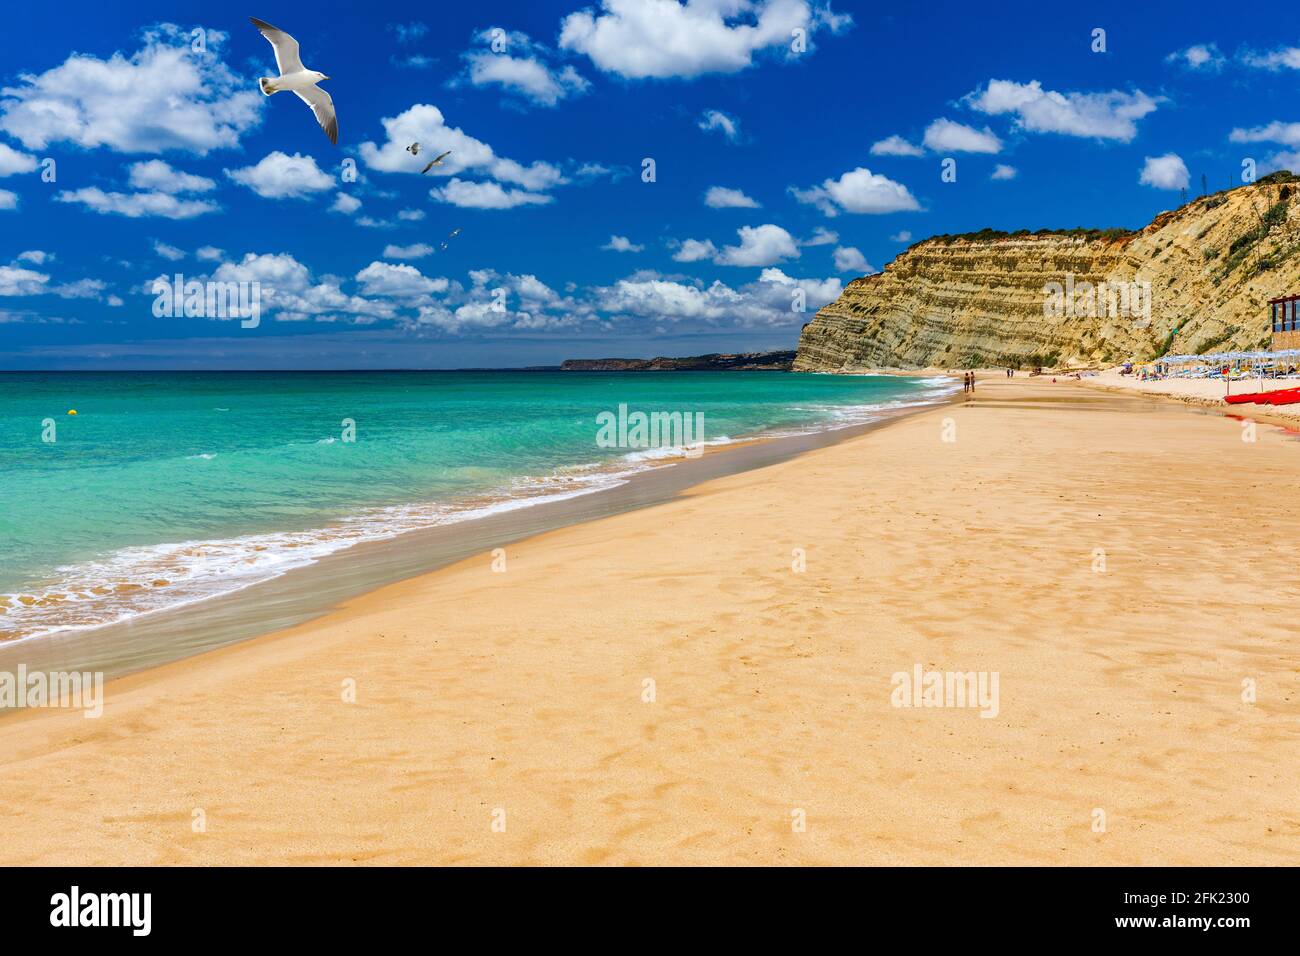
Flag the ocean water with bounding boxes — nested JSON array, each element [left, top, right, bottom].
[[0, 370, 953, 642]]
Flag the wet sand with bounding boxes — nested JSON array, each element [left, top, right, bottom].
[[0, 375, 1296, 865]]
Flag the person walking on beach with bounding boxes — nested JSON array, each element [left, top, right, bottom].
[[968, 372, 975, 393], [962, 372, 969, 393]]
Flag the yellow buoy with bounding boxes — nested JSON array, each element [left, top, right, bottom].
[[67, 410, 77, 416]]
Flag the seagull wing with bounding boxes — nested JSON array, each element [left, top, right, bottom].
[[295, 85, 338, 145], [250, 17, 304, 75], [433, 150, 451, 165]]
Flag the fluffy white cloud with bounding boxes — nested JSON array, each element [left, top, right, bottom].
[[1138, 153, 1189, 191], [923, 118, 1002, 154], [1241, 47, 1300, 71], [382, 243, 434, 260], [128, 159, 215, 194], [355, 261, 449, 298], [832, 246, 873, 273], [673, 238, 718, 262], [603, 235, 644, 252], [704, 185, 759, 208], [791, 166, 920, 216], [0, 25, 261, 154], [590, 267, 840, 328], [698, 109, 741, 142], [0, 263, 106, 300], [870, 135, 924, 157], [397, 208, 426, 221], [55, 187, 217, 218], [209, 252, 395, 324], [1166, 43, 1224, 71], [461, 29, 589, 107], [801, 226, 837, 247], [0, 142, 37, 177], [225, 152, 334, 200], [965, 79, 1157, 142], [991, 163, 1017, 180], [16, 250, 50, 264], [152, 240, 185, 261], [0, 189, 16, 210], [358, 104, 565, 194], [1229, 121, 1300, 147], [890, 230, 912, 243], [195, 246, 224, 261], [331, 192, 362, 215], [430, 177, 552, 209], [559, 0, 852, 79], [716, 224, 799, 266], [673, 224, 800, 267]]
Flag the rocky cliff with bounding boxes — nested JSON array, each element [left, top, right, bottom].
[[794, 173, 1300, 371]]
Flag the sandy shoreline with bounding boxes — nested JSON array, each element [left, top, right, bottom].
[[1, 375, 1296, 865]]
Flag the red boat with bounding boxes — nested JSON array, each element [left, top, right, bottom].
[[1227, 387, 1300, 405]]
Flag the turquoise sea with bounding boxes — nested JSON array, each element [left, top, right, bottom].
[[0, 370, 952, 641]]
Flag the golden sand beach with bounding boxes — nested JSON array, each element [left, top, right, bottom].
[[0, 375, 1296, 866]]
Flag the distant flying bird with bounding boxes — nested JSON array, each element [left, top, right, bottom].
[[439, 227, 462, 252], [421, 150, 452, 174], [250, 17, 338, 145], [407, 143, 421, 155]]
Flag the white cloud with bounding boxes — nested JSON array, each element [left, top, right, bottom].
[[358, 104, 565, 195], [127, 159, 215, 194], [890, 230, 911, 243], [0, 142, 37, 177], [1166, 43, 1224, 71], [800, 226, 837, 247], [870, 134, 924, 157], [1241, 47, 1300, 71], [923, 118, 1002, 154], [355, 261, 449, 298], [589, 267, 841, 328], [673, 238, 718, 262], [383, 243, 435, 260], [699, 109, 741, 142], [791, 166, 920, 216], [0, 189, 16, 210], [195, 246, 224, 262], [152, 240, 185, 261], [55, 187, 217, 218], [603, 235, 644, 252], [832, 246, 873, 273], [397, 208, 426, 221], [0, 263, 106, 301], [1138, 153, 1189, 191], [674, 224, 800, 267], [461, 29, 589, 107], [704, 185, 759, 208], [1229, 121, 1300, 147], [331, 192, 362, 215], [430, 177, 552, 209], [559, 0, 853, 80], [965, 79, 1158, 142], [0, 25, 261, 154], [209, 252, 396, 324], [990, 163, 1017, 180], [16, 250, 50, 264], [225, 152, 334, 200]]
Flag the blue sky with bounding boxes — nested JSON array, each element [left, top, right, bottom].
[[1, 0, 1299, 369]]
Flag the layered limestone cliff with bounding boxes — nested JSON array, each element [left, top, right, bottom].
[[794, 174, 1300, 371]]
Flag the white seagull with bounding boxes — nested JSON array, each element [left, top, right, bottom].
[[250, 17, 338, 145], [421, 150, 452, 174]]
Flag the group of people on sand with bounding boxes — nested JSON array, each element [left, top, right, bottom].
[[962, 372, 976, 393]]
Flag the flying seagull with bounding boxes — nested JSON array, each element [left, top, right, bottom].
[[250, 17, 338, 145], [407, 143, 421, 155], [421, 150, 452, 174]]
